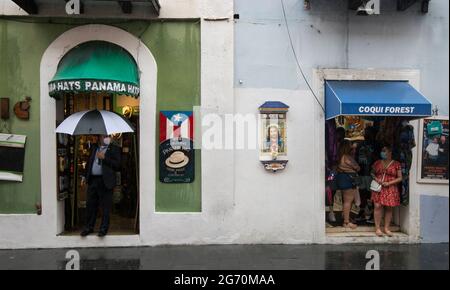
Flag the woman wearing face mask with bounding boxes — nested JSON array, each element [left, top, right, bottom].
[[371, 145, 402, 237]]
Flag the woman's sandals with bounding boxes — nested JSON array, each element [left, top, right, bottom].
[[375, 229, 384, 237], [343, 222, 358, 230], [384, 229, 394, 237]]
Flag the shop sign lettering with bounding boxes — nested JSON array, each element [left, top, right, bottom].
[[49, 80, 140, 97], [358, 106, 415, 115]]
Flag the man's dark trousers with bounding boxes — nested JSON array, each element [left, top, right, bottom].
[[86, 176, 113, 233], [83, 143, 121, 234]]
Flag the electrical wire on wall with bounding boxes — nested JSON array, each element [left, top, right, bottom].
[[280, 0, 325, 112]]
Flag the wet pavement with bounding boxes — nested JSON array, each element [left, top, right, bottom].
[[0, 244, 448, 270]]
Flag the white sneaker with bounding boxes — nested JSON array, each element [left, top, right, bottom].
[[328, 211, 336, 222]]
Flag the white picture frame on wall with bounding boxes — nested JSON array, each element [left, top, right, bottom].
[[417, 116, 449, 184]]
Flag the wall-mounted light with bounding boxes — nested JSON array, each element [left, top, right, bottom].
[[122, 105, 134, 118]]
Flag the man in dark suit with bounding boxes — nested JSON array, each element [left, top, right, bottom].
[[80, 135, 121, 237]]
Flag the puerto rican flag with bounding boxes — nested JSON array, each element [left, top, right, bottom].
[[160, 111, 194, 143]]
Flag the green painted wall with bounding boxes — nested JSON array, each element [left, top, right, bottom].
[[0, 17, 201, 213]]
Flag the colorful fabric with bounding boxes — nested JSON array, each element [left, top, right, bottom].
[[397, 122, 415, 206], [159, 111, 194, 142], [325, 119, 338, 168], [376, 118, 401, 146], [356, 141, 378, 176]]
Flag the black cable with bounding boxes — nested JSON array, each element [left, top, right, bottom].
[[280, 0, 325, 112]]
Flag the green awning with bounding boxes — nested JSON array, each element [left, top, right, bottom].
[[49, 41, 140, 99]]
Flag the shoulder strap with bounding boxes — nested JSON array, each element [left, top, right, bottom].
[[386, 160, 395, 169], [381, 161, 395, 182]]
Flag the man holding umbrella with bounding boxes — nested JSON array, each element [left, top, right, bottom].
[[55, 109, 134, 237], [80, 135, 121, 237]]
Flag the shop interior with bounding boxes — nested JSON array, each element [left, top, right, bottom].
[[55, 92, 140, 235], [325, 116, 416, 233]]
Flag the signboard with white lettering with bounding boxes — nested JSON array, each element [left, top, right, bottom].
[[342, 105, 430, 117], [49, 80, 140, 99]]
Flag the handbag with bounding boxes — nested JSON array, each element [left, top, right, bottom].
[[370, 161, 394, 192]]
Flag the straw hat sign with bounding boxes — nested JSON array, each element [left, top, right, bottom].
[[159, 111, 195, 183]]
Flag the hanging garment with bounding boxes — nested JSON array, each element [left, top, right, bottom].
[[398, 151, 411, 206], [325, 168, 337, 206], [376, 117, 402, 146], [357, 140, 378, 176], [325, 119, 338, 168], [325, 120, 339, 207], [397, 120, 415, 206], [400, 177, 410, 206]]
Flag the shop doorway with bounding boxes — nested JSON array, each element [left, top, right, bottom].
[[55, 92, 140, 235], [325, 116, 415, 235]]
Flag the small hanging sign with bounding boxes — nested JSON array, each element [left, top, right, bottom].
[[159, 111, 194, 183], [0, 134, 27, 182]]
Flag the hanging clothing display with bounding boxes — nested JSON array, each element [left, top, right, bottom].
[[356, 139, 379, 190], [325, 113, 419, 227], [376, 118, 401, 146], [325, 119, 338, 207], [325, 119, 338, 169], [397, 120, 416, 206]]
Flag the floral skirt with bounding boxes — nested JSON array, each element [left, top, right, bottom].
[[371, 185, 400, 207]]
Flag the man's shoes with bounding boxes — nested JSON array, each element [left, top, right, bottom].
[[98, 231, 107, 237], [80, 229, 93, 237]]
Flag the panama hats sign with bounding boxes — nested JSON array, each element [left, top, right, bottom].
[[49, 80, 140, 98], [159, 111, 195, 183]]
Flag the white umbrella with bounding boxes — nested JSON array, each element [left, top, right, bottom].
[[55, 109, 134, 135]]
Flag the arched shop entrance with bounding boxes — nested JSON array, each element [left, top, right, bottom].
[[40, 25, 157, 238], [51, 41, 141, 235]]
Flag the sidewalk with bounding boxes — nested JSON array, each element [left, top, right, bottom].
[[0, 244, 448, 270]]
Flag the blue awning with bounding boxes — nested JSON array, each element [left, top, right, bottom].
[[325, 80, 432, 120]]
